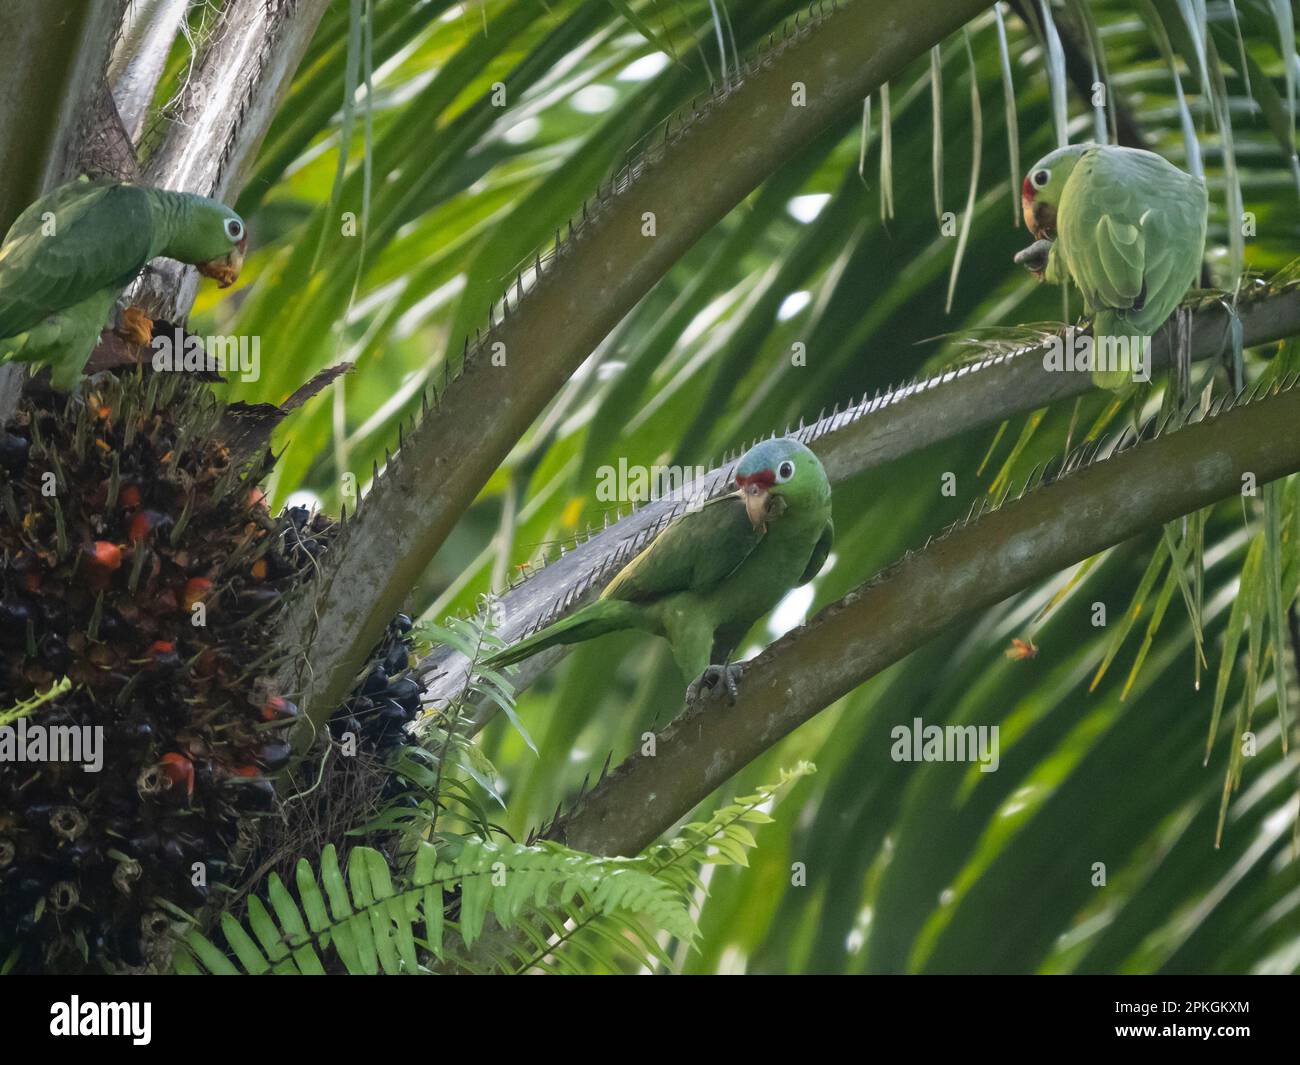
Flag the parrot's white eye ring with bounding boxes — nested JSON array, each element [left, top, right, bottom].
[[775, 460, 795, 483], [1031, 168, 1051, 190], [225, 218, 245, 242]]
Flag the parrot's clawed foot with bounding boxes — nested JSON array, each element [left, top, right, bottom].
[[117, 306, 154, 347], [686, 663, 743, 707], [1014, 238, 1053, 279]]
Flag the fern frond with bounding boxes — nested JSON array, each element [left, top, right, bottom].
[[176, 838, 693, 975], [345, 612, 514, 844], [502, 762, 816, 975]]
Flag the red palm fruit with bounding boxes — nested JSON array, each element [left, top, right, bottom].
[[1, 370, 334, 974], [260, 696, 298, 722], [193, 648, 220, 679], [11, 552, 39, 590], [88, 541, 122, 569], [182, 577, 213, 612], [84, 541, 123, 590], [127, 513, 149, 544], [158, 753, 195, 797], [129, 509, 174, 545], [145, 640, 180, 670]]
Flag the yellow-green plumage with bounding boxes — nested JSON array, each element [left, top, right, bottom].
[[484, 438, 833, 690], [1024, 144, 1207, 389], [0, 180, 247, 390]]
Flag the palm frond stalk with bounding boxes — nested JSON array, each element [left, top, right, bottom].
[[552, 377, 1300, 856]]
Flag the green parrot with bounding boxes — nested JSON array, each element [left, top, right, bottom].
[[484, 437, 834, 701], [1020, 144, 1207, 390], [0, 179, 247, 390]]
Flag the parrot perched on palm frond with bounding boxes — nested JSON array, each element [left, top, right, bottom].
[[0, 179, 247, 390], [1020, 144, 1207, 390], [483, 438, 834, 702]]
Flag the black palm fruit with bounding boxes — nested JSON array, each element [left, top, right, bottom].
[[327, 611, 422, 753]]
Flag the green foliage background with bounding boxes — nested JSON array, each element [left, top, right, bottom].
[[179, 0, 1300, 972]]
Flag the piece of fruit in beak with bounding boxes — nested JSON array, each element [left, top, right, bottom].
[[1014, 238, 1053, 280], [197, 241, 245, 288]]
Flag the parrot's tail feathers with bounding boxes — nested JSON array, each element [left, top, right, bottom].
[[482, 599, 642, 669], [1090, 311, 1150, 391], [1090, 309, 1121, 341], [1091, 367, 1134, 391]]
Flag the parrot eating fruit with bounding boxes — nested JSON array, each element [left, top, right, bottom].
[[0, 179, 247, 391], [1019, 143, 1207, 390], [483, 437, 834, 703]]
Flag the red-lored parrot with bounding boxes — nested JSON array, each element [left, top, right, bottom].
[[1021, 144, 1207, 389], [484, 438, 834, 702], [0, 179, 247, 390]]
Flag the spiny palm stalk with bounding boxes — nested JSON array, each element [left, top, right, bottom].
[[545, 374, 1300, 854], [412, 282, 1300, 715]]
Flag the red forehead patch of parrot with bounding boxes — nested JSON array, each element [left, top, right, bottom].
[[735, 469, 775, 490]]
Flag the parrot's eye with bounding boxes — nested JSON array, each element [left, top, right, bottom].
[[1031, 168, 1051, 190], [225, 218, 245, 242], [775, 460, 795, 483]]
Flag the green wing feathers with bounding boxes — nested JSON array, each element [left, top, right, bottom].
[[1058, 147, 1206, 337], [486, 495, 764, 670], [1091, 215, 1144, 304], [799, 520, 834, 585], [0, 182, 157, 339], [483, 439, 832, 681], [600, 495, 763, 603]]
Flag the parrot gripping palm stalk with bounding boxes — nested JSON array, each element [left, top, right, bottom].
[[1019, 144, 1207, 390], [0, 179, 248, 391], [484, 438, 834, 702]]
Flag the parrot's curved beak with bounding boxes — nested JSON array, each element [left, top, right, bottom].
[[197, 235, 247, 289], [742, 483, 770, 530], [737, 470, 786, 531], [1022, 194, 1056, 242]]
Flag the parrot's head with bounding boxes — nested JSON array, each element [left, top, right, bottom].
[[733, 438, 828, 531], [176, 194, 248, 289], [1021, 144, 1092, 239]]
